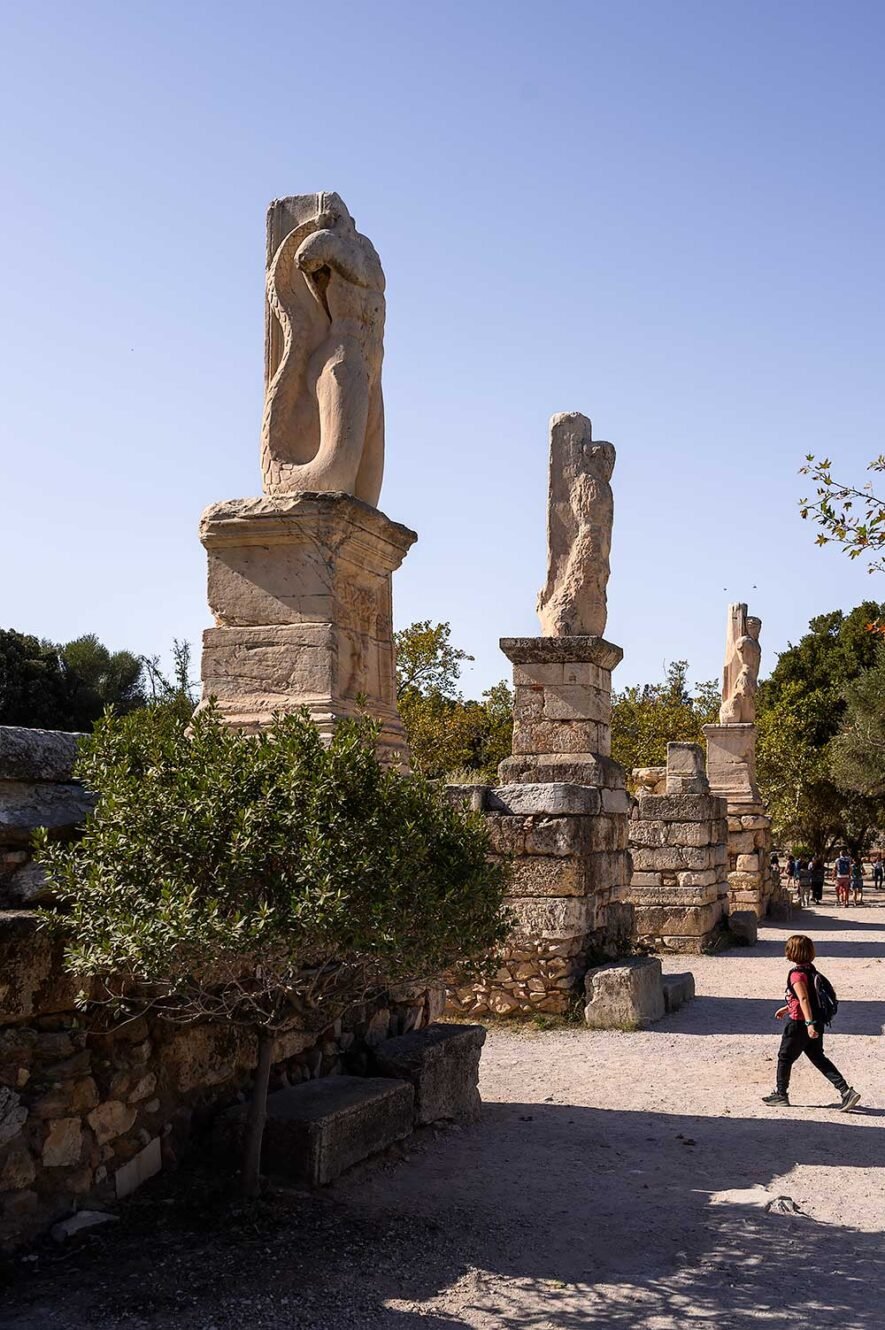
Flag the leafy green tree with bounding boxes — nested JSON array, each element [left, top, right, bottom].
[[0, 628, 151, 731], [395, 621, 512, 782], [141, 639, 199, 720], [611, 661, 720, 775], [756, 602, 885, 854], [829, 644, 885, 798], [38, 705, 508, 1196], [60, 634, 146, 728], [800, 454, 885, 575], [0, 630, 72, 729]]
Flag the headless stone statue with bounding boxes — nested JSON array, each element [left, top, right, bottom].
[[537, 412, 614, 638], [720, 604, 762, 724], [260, 193, 385, 506]]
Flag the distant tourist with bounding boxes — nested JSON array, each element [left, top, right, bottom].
[[763, 934, 860, 1112], [852, 858, 865, 906], [786, 853, 796, 884], [834, 849, 852, 907], [797, 858, 813, 908], [873, 853, 884, 890], [810, 855, 826, 905]]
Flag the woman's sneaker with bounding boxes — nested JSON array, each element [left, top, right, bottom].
[[762, 1091, 790, 1106], [839, 1088, 861, 1112]]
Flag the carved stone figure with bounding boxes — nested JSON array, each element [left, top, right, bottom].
[[536, 412, 615, 638], [260, 193, 385, 506], [720, 604, 762, 724]]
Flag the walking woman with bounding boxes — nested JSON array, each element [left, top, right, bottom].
[[763, 934, 860, 1111]]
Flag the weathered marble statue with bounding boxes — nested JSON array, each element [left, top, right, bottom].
[[536, 412, 615, 637], [260, 192, 385, 506], [720, 603, 762, 724]]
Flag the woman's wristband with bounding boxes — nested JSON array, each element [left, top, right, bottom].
[[806, 1020, 816, 1026]]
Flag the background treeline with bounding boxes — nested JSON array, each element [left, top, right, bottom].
[[4, 600, 884, 856]]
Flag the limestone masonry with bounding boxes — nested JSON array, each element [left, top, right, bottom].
[[447, 414, 633, 1019], [198, 194, 413, 763]]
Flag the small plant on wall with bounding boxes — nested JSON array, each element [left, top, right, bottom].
[[37, 705, 509, 1196]]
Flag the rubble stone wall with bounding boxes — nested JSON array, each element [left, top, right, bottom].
[[445, 781, 632, 1018], [0, 911, 441, 1249]]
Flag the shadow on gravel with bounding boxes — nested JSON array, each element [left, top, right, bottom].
[[3, 1101, 884, 1330], [663, 994, 885, 1036]]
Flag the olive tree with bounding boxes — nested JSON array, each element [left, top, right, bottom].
[[37, 705, 509, 1195]]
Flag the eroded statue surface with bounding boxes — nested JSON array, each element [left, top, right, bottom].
[[537, 412, 614, 638], [260, 193, 385, 506], [720, 603, 762, 724]]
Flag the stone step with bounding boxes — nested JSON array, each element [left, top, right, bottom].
[[584, 956, 665, 1029], [662, 972, 696, 1013], [372, 1022, 485, 1124], [259, 1075, 414, 1185]]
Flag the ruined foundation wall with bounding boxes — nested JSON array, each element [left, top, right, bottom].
[[627, 744, 729, 953], [0, 726, 440, 1249]]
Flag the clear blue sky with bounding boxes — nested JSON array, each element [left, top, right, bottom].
[[2, 0, 883, 698]]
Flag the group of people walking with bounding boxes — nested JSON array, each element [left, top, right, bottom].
[[774, 850, 884, 907]]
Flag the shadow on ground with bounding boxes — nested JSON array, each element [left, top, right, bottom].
[[662, 994, 885, 1036], [3, 1098, 883, 1329]]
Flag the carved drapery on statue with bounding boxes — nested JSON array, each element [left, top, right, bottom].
[[260, 193, 385, 506], [719, 603, 762, 724], [536, 412, 615, 638]]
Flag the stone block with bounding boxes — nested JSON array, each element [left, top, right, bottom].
[[512, 661, 608, 689], [522, 817, 591, 858], [664, 822, 714, 848], [0, 1087, 27, 1149], [639, 794, 723, 823], [729, 911, 758, 945], [539, 684, 610, 723], [631, 901, 723, 938], [506, 856, 586, 898], [677, 869, 722, 889], [512, 717, 603, 756], [372, 1023, 485, 1124], [736, 853, 760, 872], [486, 784, 601, 816], [703, 723, 760, 803], [42, 1117, 83, 1168], [0, 727, 85, 782], [115, 1137, 162, 1199], [498, 753, 624, 788], [629, 817, 665, 848], [508, 895, 594, 940], [662, 972, 696, 1012], [500, 636, 623, 671], [0, 780, 94, 846], [601, 787, 630, 815], [0, 912, 80, 1022], [584, 957, 665, 1028], [259, 1076, 414, 1185], [728, 831, 758, 856]]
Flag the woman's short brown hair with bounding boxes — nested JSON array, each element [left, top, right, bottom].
[[785, 934, 816, 963]]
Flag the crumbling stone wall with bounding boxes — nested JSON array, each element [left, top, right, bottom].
[[628, 745, 729, 953], [0, 912, 441, 1249], [0, 725, 442, 1250]]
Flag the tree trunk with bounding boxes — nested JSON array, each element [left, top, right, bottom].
[[241, 1030, 274, 1198]]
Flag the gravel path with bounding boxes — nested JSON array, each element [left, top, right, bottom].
[[4, 896, 884, 1329]]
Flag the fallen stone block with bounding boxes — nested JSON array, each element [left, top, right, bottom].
[[217, 1075, 414, 1186], [51, 1211, 117, 1242], [0, 726, 85, 782], [372, 1023, 485, 1124], [584, 956, 665, 1029], [729, 911, 758, 946], [662, 972, 696, 1013]]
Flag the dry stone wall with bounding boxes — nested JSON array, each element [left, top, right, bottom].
[[0, 911, 442, 1249], [627, 744, 729, 952]]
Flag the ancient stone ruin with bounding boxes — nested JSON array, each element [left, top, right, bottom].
[[628, 742, 729, 952], [447, 412, 633, 1018], [199, 192, 415, 765], [703, 603, 775, 918]]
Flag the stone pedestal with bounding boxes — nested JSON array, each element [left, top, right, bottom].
[[446, 634, 632, 1019], [199, 493, 416, 765], [703, 724, 773, 919], [628, 745, 729, 953], [703, 723, 760, 805], [498, 636, 624, 786]]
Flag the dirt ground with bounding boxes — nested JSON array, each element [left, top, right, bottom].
[[3, 893, 884, 1330]]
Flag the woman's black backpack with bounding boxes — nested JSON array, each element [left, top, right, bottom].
[[789, 965, 839, 1026]]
